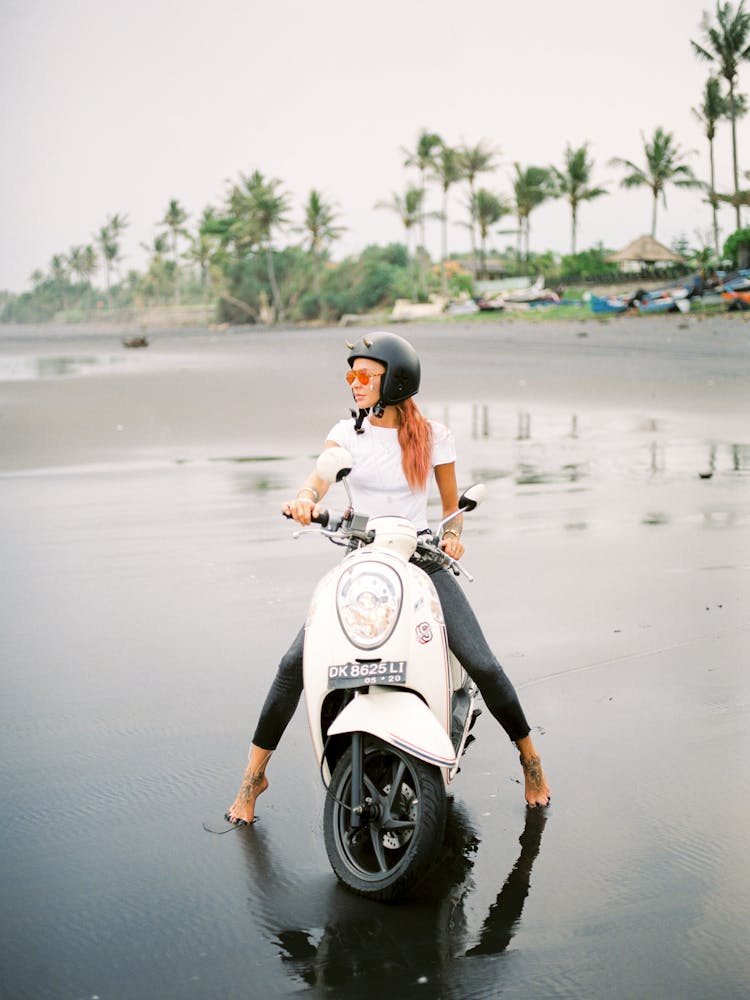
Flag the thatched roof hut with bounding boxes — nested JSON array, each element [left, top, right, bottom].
[[606, 235, 686, 265]]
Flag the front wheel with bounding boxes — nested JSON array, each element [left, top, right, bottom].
[[323, 737, 447, 901]]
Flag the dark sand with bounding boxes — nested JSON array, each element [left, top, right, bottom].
[[1, 316, 749, 998]]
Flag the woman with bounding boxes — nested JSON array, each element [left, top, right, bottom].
[[226, 332, 550, 825]]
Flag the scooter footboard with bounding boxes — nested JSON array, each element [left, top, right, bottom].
[[327, 687, 457, 772]]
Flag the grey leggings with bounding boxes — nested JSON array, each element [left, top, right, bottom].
[[252, 568, 531, 750]]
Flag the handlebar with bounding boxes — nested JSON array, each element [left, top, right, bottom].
[[282, 507, 471, 577], [283, 508, 330, 528]]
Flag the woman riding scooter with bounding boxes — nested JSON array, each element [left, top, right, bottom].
[[226, 332, 550, 825]]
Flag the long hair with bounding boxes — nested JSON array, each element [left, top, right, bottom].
[[397, 398, 433, 490]]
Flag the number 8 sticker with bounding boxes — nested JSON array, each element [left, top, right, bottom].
[[416, 621, 433, 644]]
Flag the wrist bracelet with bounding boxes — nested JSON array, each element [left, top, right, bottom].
[[443, 528, 461, 539], [297, 486, 320, 502]]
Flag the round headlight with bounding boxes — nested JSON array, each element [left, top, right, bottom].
[[336, 562, 402, 649]]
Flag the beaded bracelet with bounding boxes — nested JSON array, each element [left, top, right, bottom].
[[443, 528, 461, 539], [297, 486, 320, 502]]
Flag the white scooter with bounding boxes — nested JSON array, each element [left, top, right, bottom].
[[295, 447, 486, 901]]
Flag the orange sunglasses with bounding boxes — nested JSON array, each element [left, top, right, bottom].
[[346, 369, 382, 387]]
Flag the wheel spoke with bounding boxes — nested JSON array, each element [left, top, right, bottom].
[[369, 823, 389, 872], [383, 817, 416, 831], [384, 760, 406, 813], [362, 774, 380, 804]]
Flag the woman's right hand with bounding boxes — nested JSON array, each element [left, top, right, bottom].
[[282, 497, 320, 526]]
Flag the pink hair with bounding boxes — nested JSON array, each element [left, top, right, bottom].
[[397, 398, 433, 490]]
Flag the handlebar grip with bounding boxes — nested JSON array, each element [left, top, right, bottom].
[[282, 508, 330, 527]]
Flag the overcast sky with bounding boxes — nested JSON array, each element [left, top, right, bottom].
[[1, 0, 748, 293]]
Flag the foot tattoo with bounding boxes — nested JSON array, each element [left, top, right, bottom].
[[520, 753, 550, 808]]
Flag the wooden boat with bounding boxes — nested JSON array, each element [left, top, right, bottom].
[[723, 290, 750, 310], [590, 294, 627, 314], [635, 295, 690, 314]]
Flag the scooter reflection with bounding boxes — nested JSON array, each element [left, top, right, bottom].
[[238, 802, 547, 996]]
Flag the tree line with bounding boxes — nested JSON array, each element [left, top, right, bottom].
[[3, 0, 749, 325]]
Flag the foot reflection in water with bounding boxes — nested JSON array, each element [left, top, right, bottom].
[[464, 807, 547, 958], [239, 801, 548, 995]]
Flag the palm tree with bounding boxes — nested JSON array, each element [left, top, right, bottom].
[[140, 234, 173, 303], [67, 246, 85, 283], [108, 213, 129, 247], [469, 189, 512, 277], [692, 76, 730, 254], [80, 244, 97, 284], [223, 182, 261, 257], [241, 170, 291, 321], [300, 189, 345, 295], [185, 211, 223, 293], [49, 254, 70, 311], [550, 144, 608, 254], [458, 140, 499, 265], [511, 164, 553, 261], [431, 144, 465, 293], [375, 186, 427, 297], [49, 254, 69, 285], [95, 213, 129, 294], [402, 129, 443, 258], [691, 1, 750, 229], [609, 128, 700, 238], [159, 199, 189, 302], [184, 232, 215, 292], [715, 167, 750, 207], [95, 227, 116, 293]]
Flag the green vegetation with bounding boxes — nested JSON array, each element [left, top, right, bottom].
[[3, 2, 748, 327], [723, 226, 750, 265]]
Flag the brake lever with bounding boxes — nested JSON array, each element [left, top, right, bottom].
[[292, 526, 322, 539], [446, 555, 474, 582]]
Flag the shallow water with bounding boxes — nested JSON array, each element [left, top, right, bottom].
[[1, 334, 749, 998]]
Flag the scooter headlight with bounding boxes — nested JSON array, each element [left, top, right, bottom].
[[336, 563, 402, 649]]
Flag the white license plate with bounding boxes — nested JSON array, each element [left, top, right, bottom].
[[327, 660, 407, 689]]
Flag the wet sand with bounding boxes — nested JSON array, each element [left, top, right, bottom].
[[1, 316, 749, 998]]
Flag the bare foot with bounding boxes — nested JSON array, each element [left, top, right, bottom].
[[226, 748, 272, 825], [519, 753, 550, 808]]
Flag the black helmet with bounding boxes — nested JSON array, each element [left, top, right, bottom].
[[347, 331, 420, 409]]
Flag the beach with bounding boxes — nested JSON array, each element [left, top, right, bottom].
[[1, 315, 749, 998]]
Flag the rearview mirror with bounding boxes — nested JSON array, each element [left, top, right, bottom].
[[458, 483, 486, 512], [316, 447, 353, 483]]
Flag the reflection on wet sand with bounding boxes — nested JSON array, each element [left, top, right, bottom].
[[442, 401, 750, 490], [0, 354, 128, 380], [238, 801, 547, 994]]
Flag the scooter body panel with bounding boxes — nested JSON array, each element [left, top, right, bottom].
[[303, 544, 460, 778], [326, 686, 457, 771]]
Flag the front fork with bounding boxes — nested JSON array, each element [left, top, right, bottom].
[[350, 731, 365, 829]]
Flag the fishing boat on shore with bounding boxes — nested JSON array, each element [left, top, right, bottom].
[[721, 270, 750, 309], [590, 294, 628, 314], [635, 295, 690, 314]]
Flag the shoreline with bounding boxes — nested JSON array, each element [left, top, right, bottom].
[[0, 278, 743, 340], [1, 315, 748, 474]]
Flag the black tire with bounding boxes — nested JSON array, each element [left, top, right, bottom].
[[323, 737, 447, 901]]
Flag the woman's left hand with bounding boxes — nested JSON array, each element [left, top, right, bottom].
[[440, 533, 465, 561]]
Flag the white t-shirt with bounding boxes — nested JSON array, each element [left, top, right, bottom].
[[326, 416, 456, 531]]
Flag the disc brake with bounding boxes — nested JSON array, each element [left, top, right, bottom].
[[381, 783, 417, 849]]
